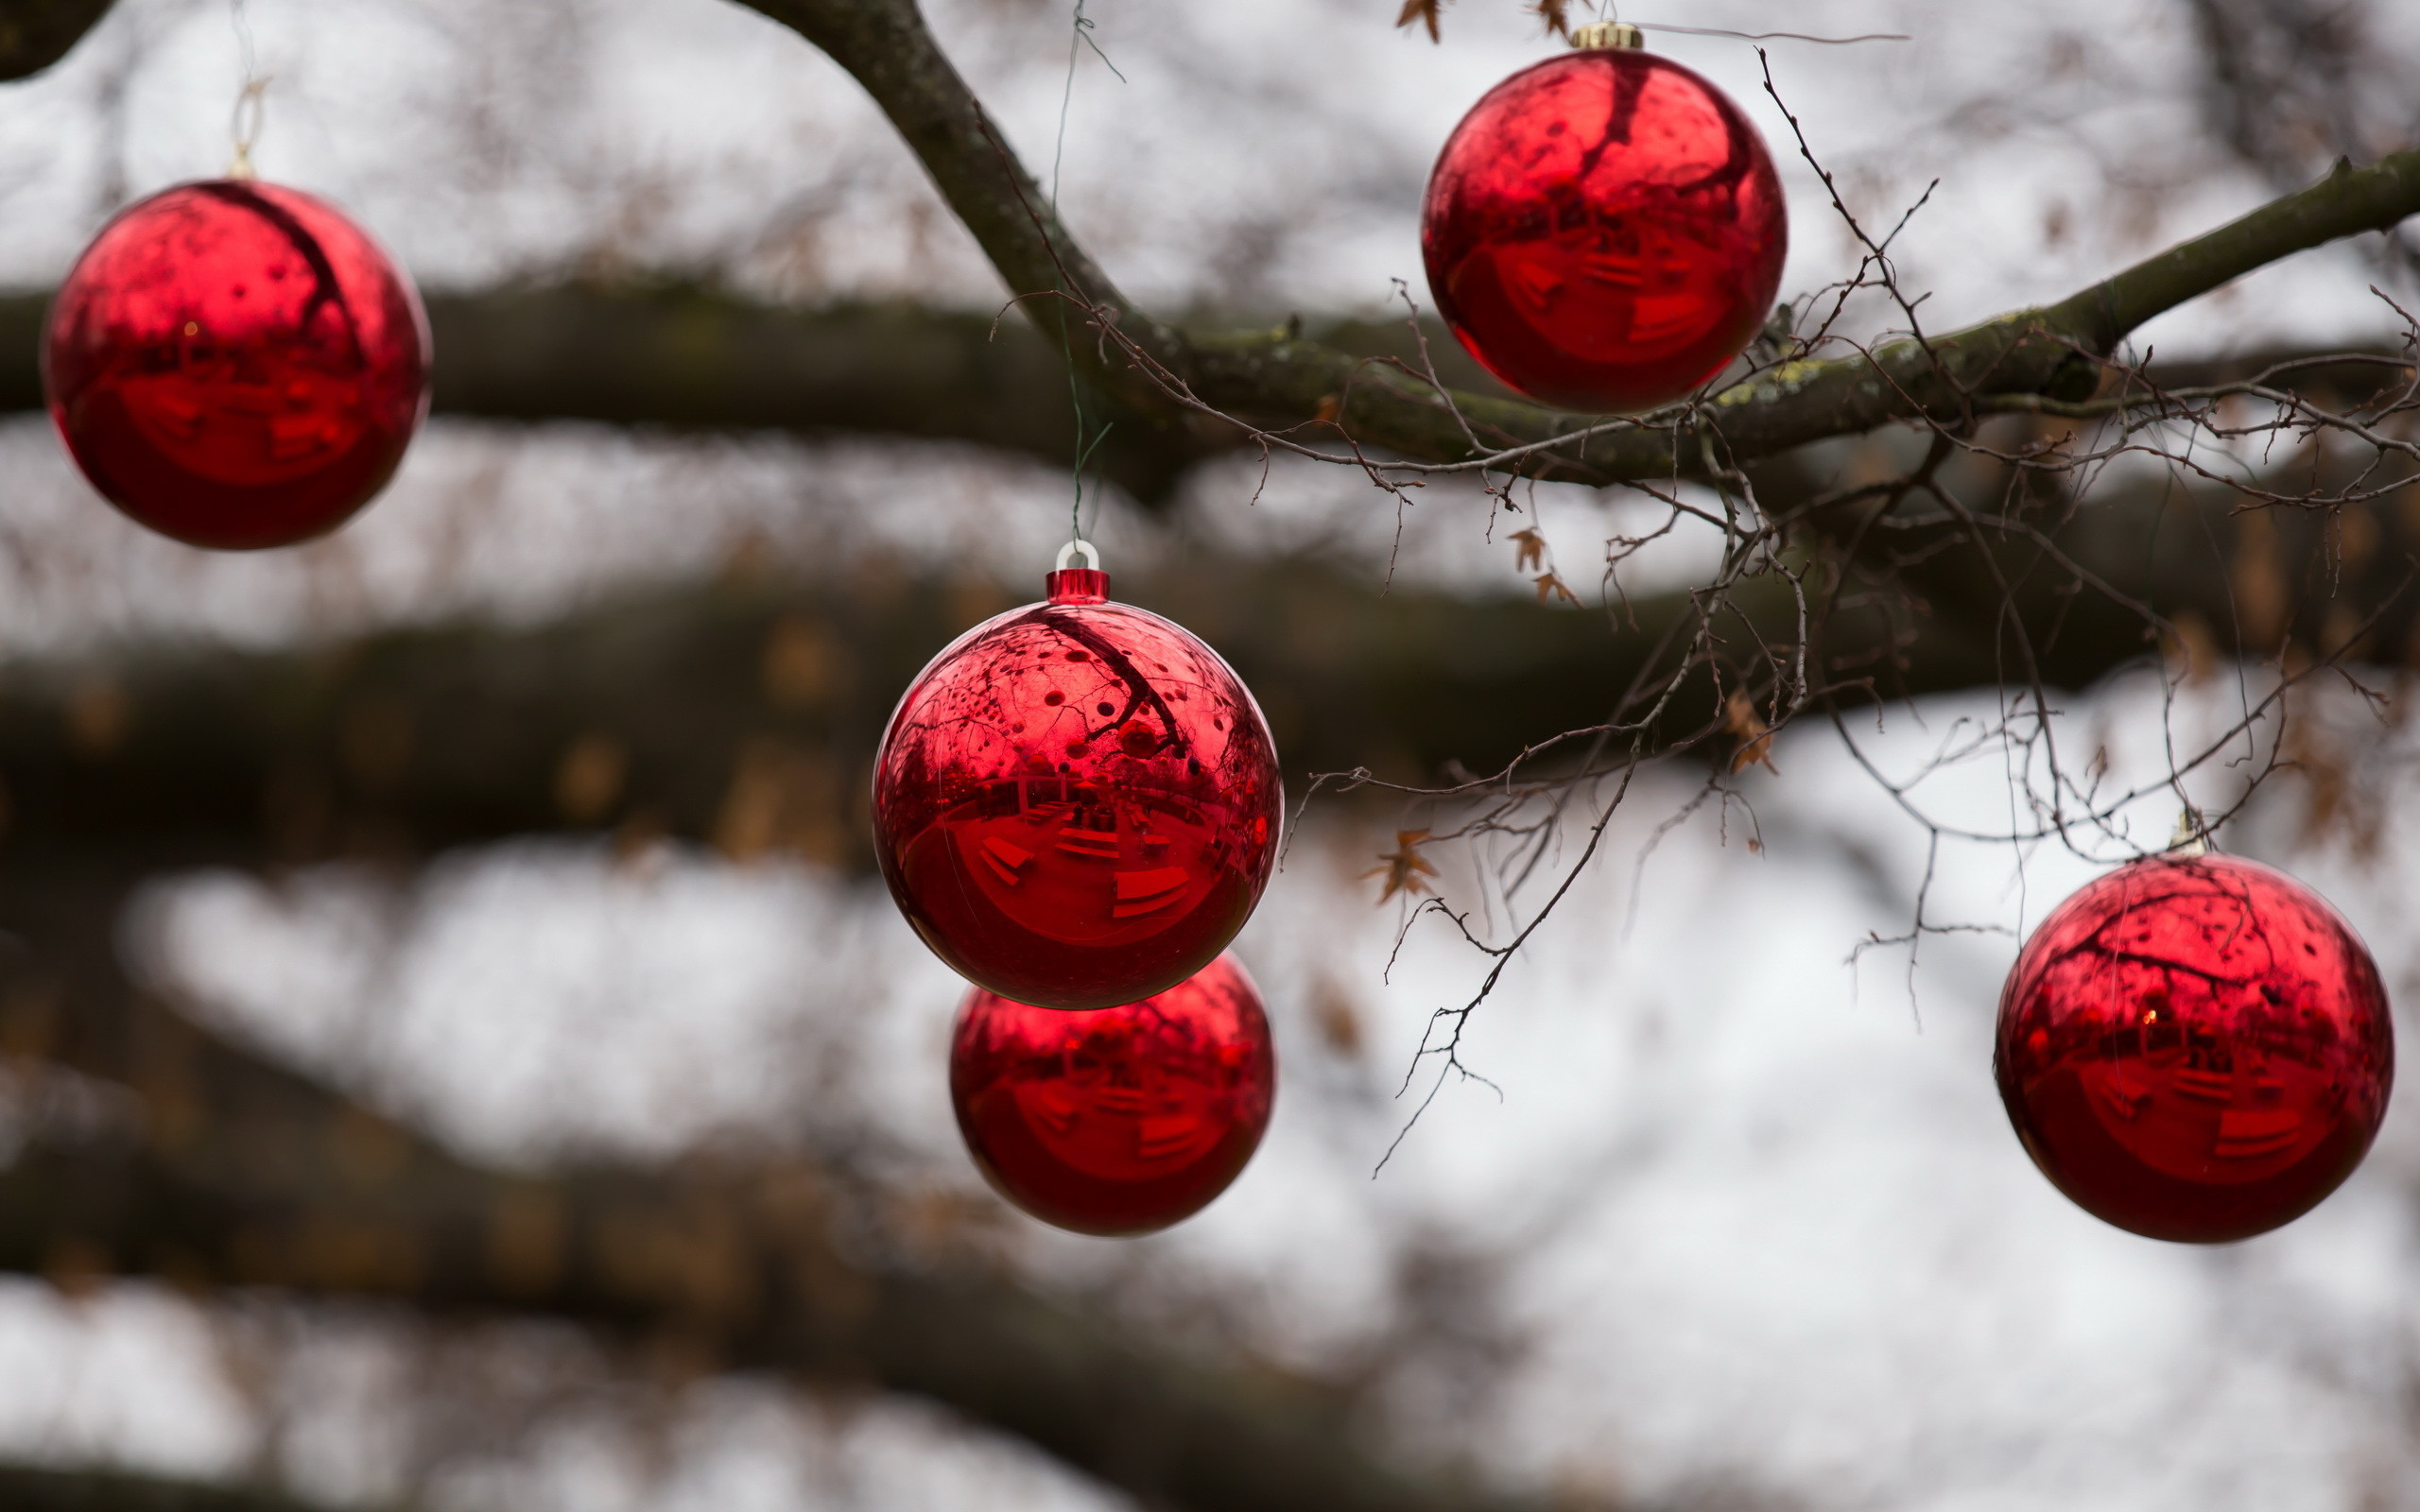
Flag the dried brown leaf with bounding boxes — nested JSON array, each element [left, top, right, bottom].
[[1534, 571, 1579, 606], [2161, 610, 2219, 686], [1509, 525, 1547, 574], [1530, 0, 1569, 39], [1723, 690, 1779, 775], [2230, 511, 2289, 653], [1395, 0, 1444, 43], [1365, 828, 1442, 903]]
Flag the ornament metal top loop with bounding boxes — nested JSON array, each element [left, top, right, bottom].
[[226, 0, 268, 180], [1055, 538, 1101, 572], [2167, 806, 2212, 857], [227, 77, 268, 180], [1570, 20, 1644, 49]]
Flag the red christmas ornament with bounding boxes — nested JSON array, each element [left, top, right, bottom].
[[43, 180, 431, 550], [1996, 851, 2394, 1244], [951, 953, 1276, 1235], [873, 546, 1283, 1010], [1421, 27, 1788, 413]]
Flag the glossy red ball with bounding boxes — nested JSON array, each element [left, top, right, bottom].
[[1421, 46, 1788, 413], [951, 953, 1276, 1236], [1996, 853, 2394, 1243], [873, 567, 1283, 1011], [43, 180, 431, 550]]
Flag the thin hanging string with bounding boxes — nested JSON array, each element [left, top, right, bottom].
[[227, 0, 269, 179], [1636, 24, 1909, 44], [1047, 0, 1122, 556], [1581, 1, 1909, 45]]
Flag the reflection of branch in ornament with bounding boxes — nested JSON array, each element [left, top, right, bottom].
[[1019, 604, 1196, 760], [193, 180, 363, 356]]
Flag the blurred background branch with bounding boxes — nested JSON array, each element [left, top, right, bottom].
[[0, 0, 114, 79], [0, 424, 2405, 873], [0, 845, 1572, 1512], [0, 1462, 366, 1511]]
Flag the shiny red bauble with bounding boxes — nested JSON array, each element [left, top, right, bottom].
[[951, 953, 1276, 1235], [43, 180, 431, 550], [1996, 852, 2394, 1244], [873, 564, 1282, 1011], [1421, 43, 1787, 412]]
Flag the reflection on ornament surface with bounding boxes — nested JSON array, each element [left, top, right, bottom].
[[951, 953, 1276, 1235], [1421, 47, 1787, 413], [1996, 853, 2394, 1243], [43, 180, 431, 550], [873, 566, 1282, 1010]]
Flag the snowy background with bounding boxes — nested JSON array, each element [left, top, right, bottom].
[[3, 1, 2420, 1509]]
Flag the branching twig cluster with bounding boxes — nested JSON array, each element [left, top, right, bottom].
[[969, 44, 2420, 1146]]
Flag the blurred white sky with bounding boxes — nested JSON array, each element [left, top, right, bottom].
[[3, 2, 2420, 1510]]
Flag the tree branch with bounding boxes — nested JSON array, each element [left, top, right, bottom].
[[732, 0, 1188, 421], [9, 0, 2415, 482], [2046, 150, 2420, 345], [0, 462, 2397, 870], [0, 558, 1702, 867], [0, 0, 114, 79], [732, 0, 2420, 482], [0, 1464, 371, 1512], [8, 287, 2379, 505], [0, 291, 1512, 503]]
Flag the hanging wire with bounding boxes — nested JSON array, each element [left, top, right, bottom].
[[1637, 24, 1910, 44], [226, 0, 270, 179], [1592, 0, 1910, 45], [1047, 0, 1122, 555]]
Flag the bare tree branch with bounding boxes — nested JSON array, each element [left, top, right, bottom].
[[730, 0, 2420, 482], [0, 290, 1512, 503], [8, 288, 2388, 505], [0, 458, 2400, 878], [0, 1464, 375, 1512], [0, 558, 1703, 867]]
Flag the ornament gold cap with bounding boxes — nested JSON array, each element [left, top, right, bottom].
[[2167, 806, 2211, 857], [1570, 20, 1644, 49]]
